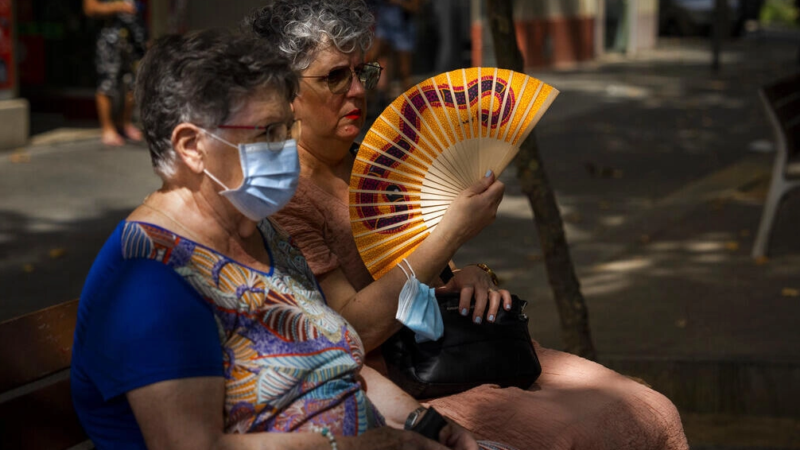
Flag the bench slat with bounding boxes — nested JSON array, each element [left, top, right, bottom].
[[0, 378, 89, 450], [0, 300, 79, 392]]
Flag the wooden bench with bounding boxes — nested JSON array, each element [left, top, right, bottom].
[[753, 72, 800, 258], [0, 300, 91, 449]]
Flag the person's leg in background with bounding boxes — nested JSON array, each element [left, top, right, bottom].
[[121, 90, 142, 141], [119, 43, 142, 142], [433, 0, 462, 74], [95, 27, 125, 146], [95, 92, 123, 146]]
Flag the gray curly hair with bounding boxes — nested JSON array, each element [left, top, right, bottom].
[[135, 29, 298, 179], [243, 0, 374, 71]]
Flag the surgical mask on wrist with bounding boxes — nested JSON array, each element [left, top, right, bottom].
[[201, 129, 300, 221], [396, 259, 443, 343]]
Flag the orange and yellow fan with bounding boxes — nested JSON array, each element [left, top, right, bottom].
[[349, 67, 559, 279]]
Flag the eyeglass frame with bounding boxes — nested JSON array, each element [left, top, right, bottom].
[[216, 119, 302, 151], [299, 62, 383, 95]]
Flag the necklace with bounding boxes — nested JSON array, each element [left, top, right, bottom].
[[139, 202, 206, 243]]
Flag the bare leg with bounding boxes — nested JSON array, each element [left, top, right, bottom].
[[122, 91, 142, 141], [96, 93, 124, 146]]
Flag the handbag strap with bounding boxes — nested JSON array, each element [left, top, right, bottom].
[[439, 265, 454, 283]]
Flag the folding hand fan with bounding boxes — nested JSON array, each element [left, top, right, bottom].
[[349, 67, 559, 279]]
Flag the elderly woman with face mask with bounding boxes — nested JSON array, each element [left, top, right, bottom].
[[70, 29, 517, 450], [251, 1, 690, 449]]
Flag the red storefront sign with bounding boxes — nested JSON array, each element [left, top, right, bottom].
[[0, 0, 14, 91]]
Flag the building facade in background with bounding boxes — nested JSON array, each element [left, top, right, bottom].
[[471, 0, 659, 70], [11, 0, 659, 135]]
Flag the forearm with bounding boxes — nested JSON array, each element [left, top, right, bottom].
[[341, 231, 459, 351], [130, 378, 358, 450], [214, 432, 336, 450], [360, 365, 421, 430]]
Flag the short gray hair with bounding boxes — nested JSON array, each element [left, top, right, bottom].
[[243, 0, 374, 71], [134, 29, 298, 178]]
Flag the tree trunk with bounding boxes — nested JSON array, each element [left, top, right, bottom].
[[486, 0, 597, 360]]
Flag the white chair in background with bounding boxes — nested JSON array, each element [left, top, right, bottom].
[[752, 73, 800, 258]]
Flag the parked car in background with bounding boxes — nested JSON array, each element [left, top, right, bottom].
[[659, 0, 753, 36]]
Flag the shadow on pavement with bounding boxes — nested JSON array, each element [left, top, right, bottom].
[[0, 207, 134, 322]]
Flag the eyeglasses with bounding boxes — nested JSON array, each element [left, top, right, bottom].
[[299, 62, 383, 95], [218, 119, 302, 151]]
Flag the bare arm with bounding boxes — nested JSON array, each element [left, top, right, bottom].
[[83, 0, 135, 18], [322, 174, 505, 353], [360, 365, 423, 429], [127, 376, 450, 450], [319, 227, 456, 352], [360, 366, 480, 450]]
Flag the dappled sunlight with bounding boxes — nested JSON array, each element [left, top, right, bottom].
[[684, 241, 726, 252], [563, 223, 593, 243], [691, 253, 730, 264], [594, 257, 654, 273], [581, 272, 633, 297], [497, 194, 533, 220], [600, 215, 626, 227], [648, 241, 682, 251]]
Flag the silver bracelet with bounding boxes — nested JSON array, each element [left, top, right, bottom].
[[321, 427, 338, 450]]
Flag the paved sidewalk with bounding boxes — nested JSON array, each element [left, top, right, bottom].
[[455, 38, 799, 360]]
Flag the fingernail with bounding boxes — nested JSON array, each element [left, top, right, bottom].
[[461, 308, 468, 316], [504, 303, 511, 310], [474, 316, 482, 324], [485, 169, 493, 178], [488, 314, 495, 322]]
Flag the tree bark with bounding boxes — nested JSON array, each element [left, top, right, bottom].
[[486, 0, 597, 360]]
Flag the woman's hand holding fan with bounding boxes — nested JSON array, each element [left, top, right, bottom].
[[434, 171, 505, 246], [350, 67, 558, 279]]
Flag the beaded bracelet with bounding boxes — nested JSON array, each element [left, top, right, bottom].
[[321, 427, 338, 450]]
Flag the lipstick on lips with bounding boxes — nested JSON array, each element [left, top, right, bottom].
[[345, 109, 362, 120]]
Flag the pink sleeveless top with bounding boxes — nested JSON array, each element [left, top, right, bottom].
[[273, 176, 374, 290]]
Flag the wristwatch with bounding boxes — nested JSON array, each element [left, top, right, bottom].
[[404, 406, 427, 430], [408, 406, 448, 441]]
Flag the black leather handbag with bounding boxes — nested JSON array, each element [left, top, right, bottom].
[[382, 292, 542, 399]]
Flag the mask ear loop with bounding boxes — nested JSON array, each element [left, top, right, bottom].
[[202, 128, 238, 149], [396, 258, 418, 322], [203, 169, 232, 191], [400, 258, 416, 279], [199, 128, 236, 191]]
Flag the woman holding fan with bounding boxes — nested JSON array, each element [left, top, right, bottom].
[[250, 1, 689, 449]]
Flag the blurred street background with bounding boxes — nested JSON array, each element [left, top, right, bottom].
[[1, 0, 800, 448]]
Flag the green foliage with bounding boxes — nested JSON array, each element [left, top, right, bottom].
[[760, 0, 799, 27]]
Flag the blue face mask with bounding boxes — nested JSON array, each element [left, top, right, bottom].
[[395, 259, 444, 343], [202, 130, 300, 221]]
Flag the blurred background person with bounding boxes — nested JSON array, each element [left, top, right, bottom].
[[83, 0, 147, 146], [369, 0, 421, 113]]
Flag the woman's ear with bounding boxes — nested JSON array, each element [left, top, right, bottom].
[[171, 123, 206, 174]]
